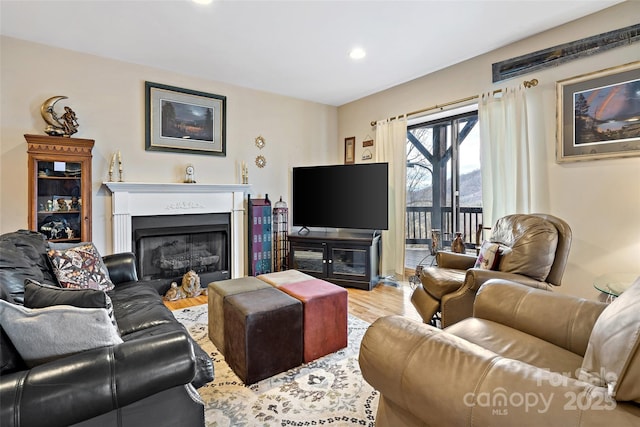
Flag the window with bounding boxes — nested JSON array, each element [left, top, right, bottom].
[[406, 106, 482, 251]]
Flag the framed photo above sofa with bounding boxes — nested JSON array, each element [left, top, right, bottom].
[[145, 81, 226, 156], [556, 61, 640, 163]]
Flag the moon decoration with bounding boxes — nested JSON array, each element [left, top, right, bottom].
[[40, 96, 79, 137]]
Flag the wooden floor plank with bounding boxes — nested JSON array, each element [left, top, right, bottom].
[[164, 280, 422, 325]]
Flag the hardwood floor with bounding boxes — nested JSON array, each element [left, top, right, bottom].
[[164, 280, 422, 325], [164, 294, 208, 311], [345, 281, 422, 324]]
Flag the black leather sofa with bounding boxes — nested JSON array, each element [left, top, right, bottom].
[[0, 230, 214, 427]]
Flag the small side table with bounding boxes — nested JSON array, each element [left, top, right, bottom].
[[593, 273, 639, 303]]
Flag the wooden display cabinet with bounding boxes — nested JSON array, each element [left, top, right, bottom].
[[26, 134, 94, 243]]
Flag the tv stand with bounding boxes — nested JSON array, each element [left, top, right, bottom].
[[288, 230, 381, 290]]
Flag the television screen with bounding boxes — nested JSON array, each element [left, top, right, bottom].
[[292, 162, 389, 230]]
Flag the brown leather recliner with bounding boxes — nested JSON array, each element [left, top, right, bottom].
[[411, 213, 572, 328], [360, 279, 640, 426]]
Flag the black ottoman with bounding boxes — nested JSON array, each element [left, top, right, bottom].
[[224, 287, 303, 384]]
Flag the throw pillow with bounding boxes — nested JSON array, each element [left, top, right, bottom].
[[24, 279, 118, 332], [0, 299, 123, 367], [47, 243, 115, 291], [578, 277, 640, 403], [473, 241, 501, 270]]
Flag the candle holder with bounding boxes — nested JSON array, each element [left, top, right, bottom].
[[108, 152, 117, 182], [241, 162, 248, 184], [117, 150, 124, 182]]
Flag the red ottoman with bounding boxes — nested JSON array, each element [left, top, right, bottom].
[[278, 278, 348, 363]]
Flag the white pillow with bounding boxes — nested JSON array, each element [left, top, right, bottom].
[[473, 241, 501, 270], [0, 299, 123, 367]]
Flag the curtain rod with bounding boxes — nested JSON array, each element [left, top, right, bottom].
[[369, 78, 539, 127]]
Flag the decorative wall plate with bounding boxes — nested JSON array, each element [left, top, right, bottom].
[[255, 136, 266, 149], [255, 155, 266, 168]]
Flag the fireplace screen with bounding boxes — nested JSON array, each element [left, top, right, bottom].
[[132, 214, 230, 283]]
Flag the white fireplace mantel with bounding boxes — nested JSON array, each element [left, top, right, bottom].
[[103, 182, 251, 278]]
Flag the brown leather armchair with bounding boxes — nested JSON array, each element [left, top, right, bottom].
[[360, 279, 640, 427], [411, 213, 572, 328]]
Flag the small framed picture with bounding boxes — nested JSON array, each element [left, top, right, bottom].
[[145, 81, 226, 156], [344, 137, 355, 164], [556, 61, 640, 162]]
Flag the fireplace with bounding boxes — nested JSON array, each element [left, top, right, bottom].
[[132, 213, 230, 284], [104, 182, 250, 279]]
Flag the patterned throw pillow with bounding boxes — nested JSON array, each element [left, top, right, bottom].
[[473, 241, 501, 270], [47, 243, 115, 291]]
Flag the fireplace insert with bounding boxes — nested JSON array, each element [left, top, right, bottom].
[[132, 213, 230, 286]]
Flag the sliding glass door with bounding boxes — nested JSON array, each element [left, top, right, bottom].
[[406, 110, 482, 253]]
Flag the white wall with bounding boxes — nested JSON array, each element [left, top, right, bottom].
[[338, 1, 640, 299], [2, 3, 639, 299], [0, 36, 338, 256]]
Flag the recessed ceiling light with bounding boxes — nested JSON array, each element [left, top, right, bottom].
[[349, 48, 366, 60], [193, 0, 213, 4]]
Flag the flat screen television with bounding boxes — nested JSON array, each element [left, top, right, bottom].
[[292, 162, 389, 231]]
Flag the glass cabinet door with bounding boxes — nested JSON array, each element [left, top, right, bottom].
[[330, 247, 368, 279], [291, 245, 326, 275], [36, 160, 83, 242], [26, 134, 94, 243]]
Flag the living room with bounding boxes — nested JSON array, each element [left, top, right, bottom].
[[1, 1, 639, 426], [1, 1, 638, 303]]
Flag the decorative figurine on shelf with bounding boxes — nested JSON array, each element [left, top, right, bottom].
[[451, 232, 466, 254], [70, 196, 80, 211], [40, 218, 69, 240], [40, 96, 79, 137], [65, 227, 74, 240], [163, 270, 207, 301], [56, 198, 68, 211], [46, 200, 54, 212]]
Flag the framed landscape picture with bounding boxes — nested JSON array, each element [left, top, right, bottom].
[[556, 61, 640, 162], [145, 82, 226, 156]]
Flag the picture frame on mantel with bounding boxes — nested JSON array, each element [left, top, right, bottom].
[[556, 61, 640, 163], [145, 81, 226, 156], [344, 136, 355, 164]]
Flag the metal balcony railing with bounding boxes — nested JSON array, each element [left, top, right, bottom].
[[406, 206, 483, 248]]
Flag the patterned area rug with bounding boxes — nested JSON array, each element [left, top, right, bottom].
[[172, 304, 378, 426]]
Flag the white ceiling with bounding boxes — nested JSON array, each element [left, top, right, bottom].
[[0, 0, 624, 106]]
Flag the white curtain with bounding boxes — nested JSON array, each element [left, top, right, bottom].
[[479, 85, 533, 227], [375, 117, 407, 279]]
